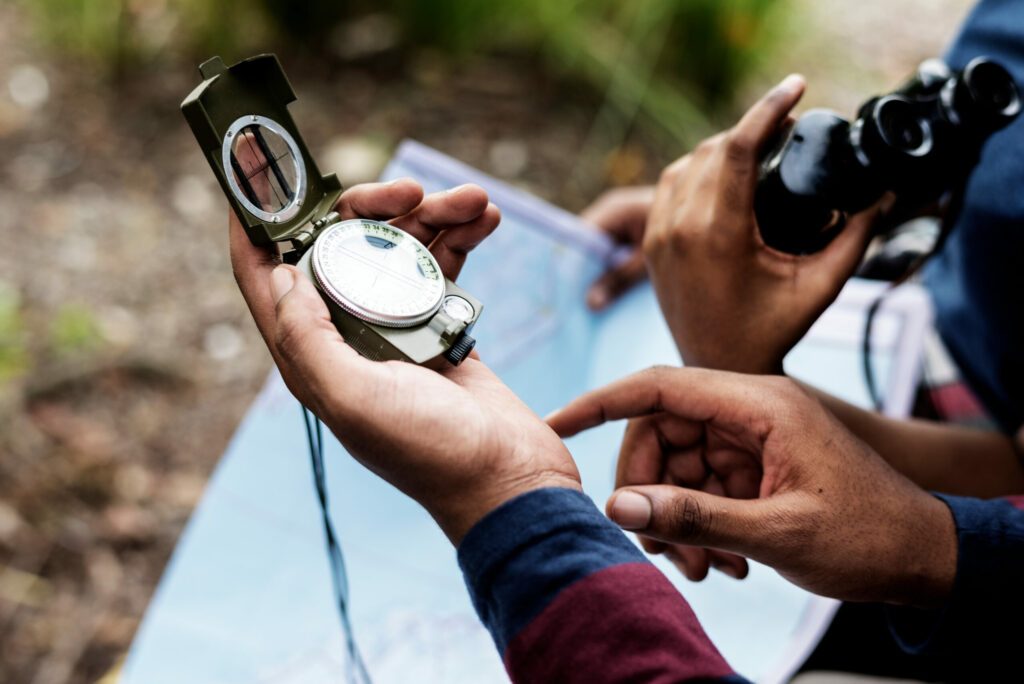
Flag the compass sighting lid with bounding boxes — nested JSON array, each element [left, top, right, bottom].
[[181, 54, 343, 248]]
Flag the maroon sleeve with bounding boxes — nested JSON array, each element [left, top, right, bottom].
[[457, 488, 747, 683]]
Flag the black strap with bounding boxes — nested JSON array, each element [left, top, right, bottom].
[[302, 406, 372, 682]]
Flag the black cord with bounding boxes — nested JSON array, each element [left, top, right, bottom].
[[859, 162, 973, 414], [860, 211, 957, 415], [302, 405, 372, 683]]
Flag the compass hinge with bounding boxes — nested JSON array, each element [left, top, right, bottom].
[[290, 211, 341, 252], [313, 211, 341, 234]]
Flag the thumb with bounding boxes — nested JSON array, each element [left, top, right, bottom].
[[810, 193, 896, 287], [270, 264, 337, 345], [606, 485, 764, 556], [268, 264, 373, 405]]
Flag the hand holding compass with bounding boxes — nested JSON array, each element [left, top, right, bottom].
[[184, 54, 488, 368], [187, 54, 582, 543], [228, 181, 582, 543]]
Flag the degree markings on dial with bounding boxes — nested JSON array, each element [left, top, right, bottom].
[[313, 219, 445, 326], [330, 244, 434, 289]]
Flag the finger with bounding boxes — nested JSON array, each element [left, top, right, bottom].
[[616, 416, 667, 489], [268, 265, 382, 414], [705, 449, 762, 499], [806, 193, 896, 291], [391, 184, 490, 245], [547, 366, 769, 442], [639, 536, 669, 556], [580, 186, 656, 241], [229, 209, 282, 348], [664, 546, 710, 582], [703, 473, 725, 497], [606, 485, 764, 554], [657, 540, 749, 580], [618, 414, 705, 489], [708, 549, 750, 580], [334, 178, 425, 221], [424, 202, 501, 280], [727, 74, 806, 168], [586, 252, 647, 310], [663, 448, 710, 488], [710, 76, 806, 222]]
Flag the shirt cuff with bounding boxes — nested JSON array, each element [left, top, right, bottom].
[[887, 493, 1014, 656], [457, 487, 646, 652]]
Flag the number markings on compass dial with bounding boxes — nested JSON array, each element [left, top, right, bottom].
[[312, 220, 445, 327]]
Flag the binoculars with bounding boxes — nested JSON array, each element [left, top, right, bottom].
[[755, 57, 1021, 254]]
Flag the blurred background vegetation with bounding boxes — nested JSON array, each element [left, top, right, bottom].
[[20, 0, 790, 142], [0, 0, 972, 681]]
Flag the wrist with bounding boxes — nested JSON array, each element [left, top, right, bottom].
[[677, 341, 785, 375], [433, 470, 583, 545], [888, 493, 957, 608]]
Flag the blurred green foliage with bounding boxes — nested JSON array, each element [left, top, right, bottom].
[[18, 0, 269, 72], [387, 0, 787, 107], [50, 305, 103, 357], [0, 284, 28, 382], [0, 290, 104, 381], [19, 0, 787, 143]]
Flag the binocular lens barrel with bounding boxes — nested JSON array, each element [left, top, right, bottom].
[[958, 58, 1022, 125], [873, 97, 931, 156]]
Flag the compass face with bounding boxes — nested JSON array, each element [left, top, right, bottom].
[[311, 219, 445, 328]]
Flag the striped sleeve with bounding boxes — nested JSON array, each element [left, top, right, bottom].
[[457, 487, 748, 683], [886, 494, 1024, 680]]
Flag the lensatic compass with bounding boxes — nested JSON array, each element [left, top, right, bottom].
[[182, 54, 482, 368]]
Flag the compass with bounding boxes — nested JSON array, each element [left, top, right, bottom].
[[182, 54, 482, 367]]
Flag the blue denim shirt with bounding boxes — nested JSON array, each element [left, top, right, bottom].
[[923, 0, 1024, 433]]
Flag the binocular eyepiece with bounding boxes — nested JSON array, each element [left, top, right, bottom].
[[755, 57, 1021, 254]]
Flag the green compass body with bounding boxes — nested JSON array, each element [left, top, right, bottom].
[[181, 55, 481, 367]]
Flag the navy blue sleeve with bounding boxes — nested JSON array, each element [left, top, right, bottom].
[[457, 487, 747, 683], [887, 493, 1024, 679]]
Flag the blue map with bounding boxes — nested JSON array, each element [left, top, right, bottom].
[[123, 141, 932, 684]]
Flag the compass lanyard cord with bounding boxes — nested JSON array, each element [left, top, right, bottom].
[[302, 405, 372, 683]]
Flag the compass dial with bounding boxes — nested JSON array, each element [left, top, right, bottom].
[[311, 219, 445, 328]]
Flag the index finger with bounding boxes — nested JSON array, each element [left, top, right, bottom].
[[546, 366, 773, 442], [334, 178, 425, 221]]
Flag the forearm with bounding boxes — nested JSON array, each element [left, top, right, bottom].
[[457, 487, 748, 683], [799, 382, 1024, 497]]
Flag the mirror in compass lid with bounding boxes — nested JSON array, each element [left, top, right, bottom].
[[222, 114, 307, 224]]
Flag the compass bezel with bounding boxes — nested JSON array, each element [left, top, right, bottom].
[[311, 219, 446, 328]]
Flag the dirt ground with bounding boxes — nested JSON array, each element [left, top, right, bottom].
[[0, 1, 972, 681]]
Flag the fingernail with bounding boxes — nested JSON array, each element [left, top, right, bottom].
[[776, 73, 805, 96], [386, 176, 414, 186], [587, 286, 609, 310], [609, 491, 651, 530], [446, 183, 471, 195], [270, 266, 296, 304]]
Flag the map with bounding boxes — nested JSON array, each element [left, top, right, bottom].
[[122, 141, 932, 684]]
